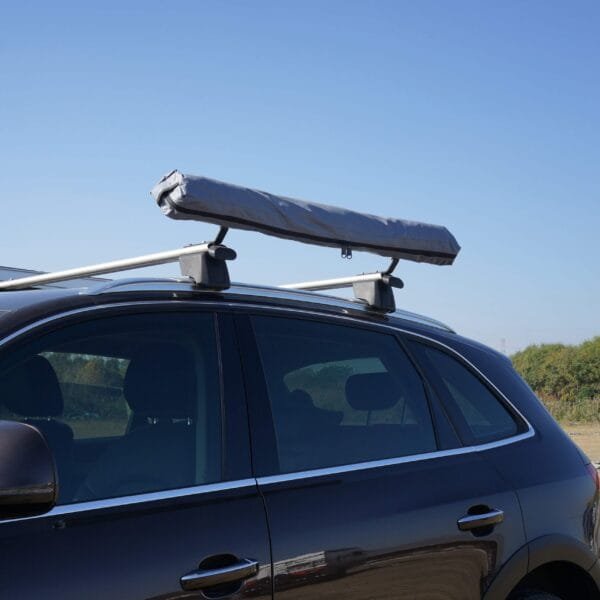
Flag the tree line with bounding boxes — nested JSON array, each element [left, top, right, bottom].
[[511, 336, 600, 422]]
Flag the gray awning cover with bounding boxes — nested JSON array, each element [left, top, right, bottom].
[[152, 170, 460, 265]]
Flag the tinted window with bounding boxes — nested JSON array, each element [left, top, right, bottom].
[[252, 316, 437, 473], [409, 341, 519, 444], [43, 351, 130, 438], [0, 312, 221, 503]]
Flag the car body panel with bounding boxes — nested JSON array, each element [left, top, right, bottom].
[[257, 456, 525, 600], [0, 483, 271, 600]]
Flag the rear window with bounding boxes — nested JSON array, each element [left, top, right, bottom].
[[408, 341, 520, 445]]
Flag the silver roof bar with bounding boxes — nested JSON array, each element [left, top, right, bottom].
[[281, 272, 404, 313], [0, 242, 236, 291], [281, 272, 390, 292]]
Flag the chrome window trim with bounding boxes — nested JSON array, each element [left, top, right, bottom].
[[256, 429, 535, 486], [1, 478, 257, 524], [0, 299, 536, 503]]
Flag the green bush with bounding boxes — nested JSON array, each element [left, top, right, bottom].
[[512, 336, 600, 423]]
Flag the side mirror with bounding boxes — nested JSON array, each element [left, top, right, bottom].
[[0, 420, 57, 519]]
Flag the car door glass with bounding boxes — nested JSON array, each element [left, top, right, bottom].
[[252, 316, 437, 473], [408, 341, 520, 444], [0, 312, 221, 504], [42, 351, 130, 438]]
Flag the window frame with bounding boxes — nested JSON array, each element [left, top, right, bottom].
[[0, 302, 254, 509]]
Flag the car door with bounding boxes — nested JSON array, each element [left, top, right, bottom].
[[236, 310, 527, 600], [0, 307, 271, 600]]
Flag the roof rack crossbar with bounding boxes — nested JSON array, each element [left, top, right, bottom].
[[281, 272, 404, 313], [281, 272, 390, 292], [0, 243, 236, 291]]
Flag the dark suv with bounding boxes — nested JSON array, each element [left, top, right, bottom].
[[0, 277, 598, 600]]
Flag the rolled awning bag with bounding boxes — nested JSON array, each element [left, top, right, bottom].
[[151, 170, 460, 265]]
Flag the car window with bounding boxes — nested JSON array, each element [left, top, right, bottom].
[[252, 316, 437, 473], [42, 351, 130, 439], [0, 312, 221, 504], [407, 341, 519, 445]]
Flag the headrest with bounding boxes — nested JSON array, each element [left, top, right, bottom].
[[345, 372, 399, 411], [124, 347, 198, 419], [0, 356, 64, 417]]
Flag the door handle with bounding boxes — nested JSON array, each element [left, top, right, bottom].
[[180, 558, 259, 591], [457, 508, 504, 531]]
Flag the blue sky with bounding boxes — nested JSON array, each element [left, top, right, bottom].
[[1, 1, 598, 353]]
